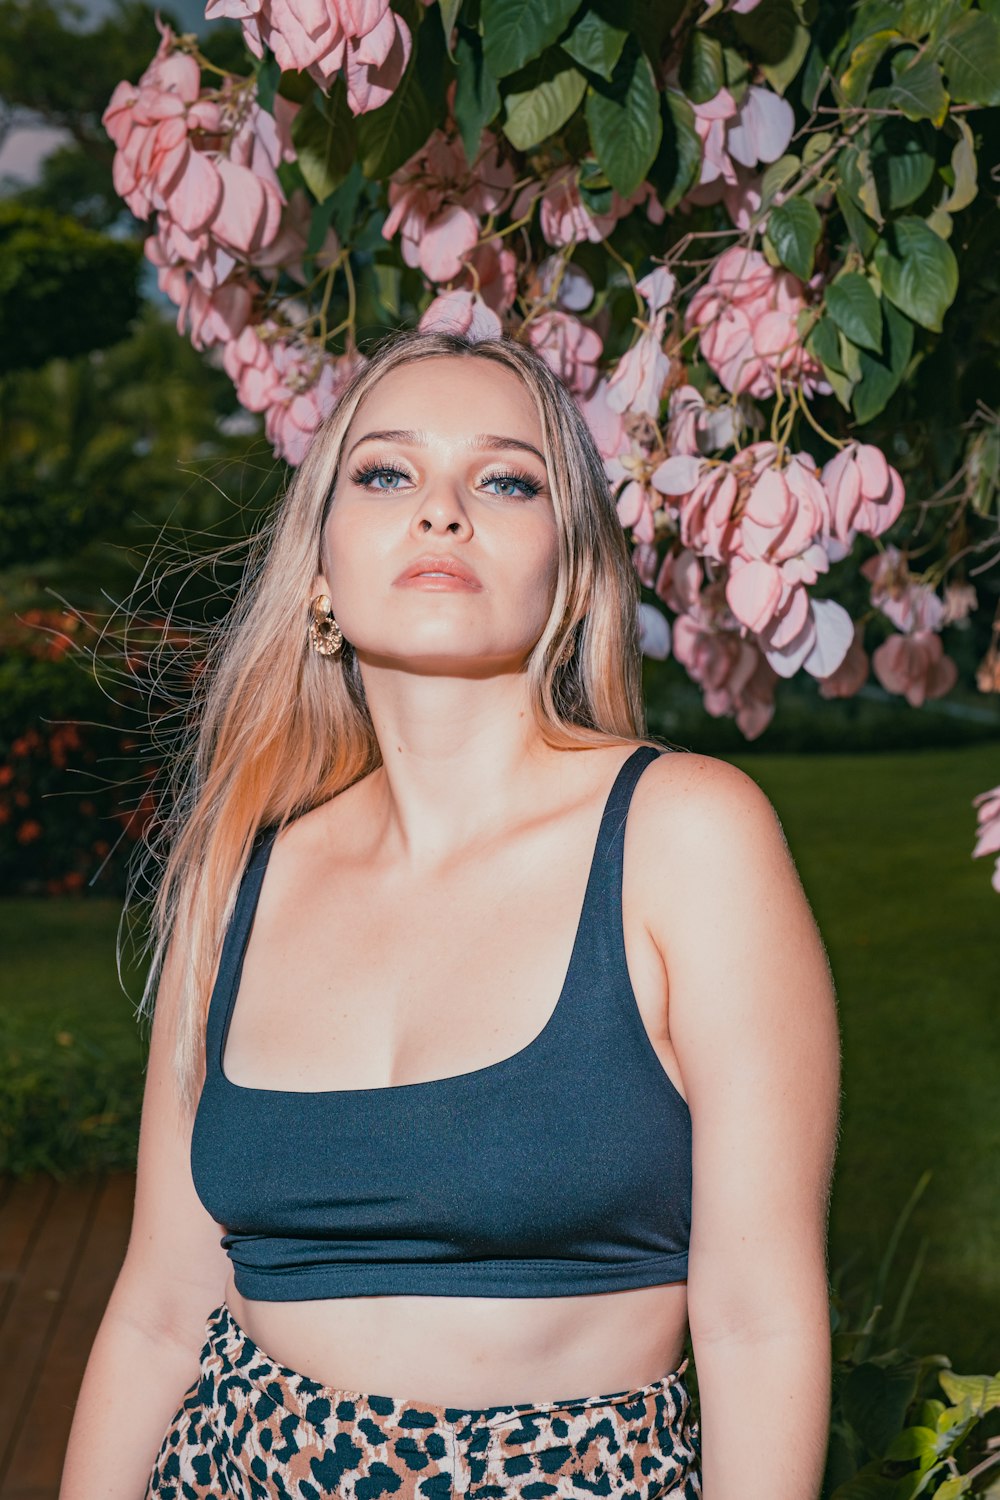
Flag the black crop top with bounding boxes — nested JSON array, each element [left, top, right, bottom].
[[190, 745, 692, 1299]]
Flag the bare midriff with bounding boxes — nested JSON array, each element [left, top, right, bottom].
[[226, 1278, 690, 1409]]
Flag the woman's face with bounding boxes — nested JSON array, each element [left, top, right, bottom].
[[317, 355, 560, 675]]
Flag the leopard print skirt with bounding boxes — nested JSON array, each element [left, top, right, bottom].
[[145, 1300, 702, 1499]]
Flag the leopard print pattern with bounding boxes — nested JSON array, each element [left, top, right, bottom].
[[145, 1301, 702, 1500]]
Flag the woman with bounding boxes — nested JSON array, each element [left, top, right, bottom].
[[59, 328, 841, 1500]]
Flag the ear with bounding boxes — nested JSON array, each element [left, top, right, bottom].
[[310, 570, 331, 600]]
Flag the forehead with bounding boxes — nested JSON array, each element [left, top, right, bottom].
[[346, 355, 544, 447]]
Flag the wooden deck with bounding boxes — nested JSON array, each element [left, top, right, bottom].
[[0, 1173, 134, 1500]]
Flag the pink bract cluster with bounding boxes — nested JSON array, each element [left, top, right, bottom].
[[859, 546, 960, 706], [683, 84, 795, 229], [104, 24, 299, 283], [224, 322, 364, 464], [98, 7, 986, 790], [972, 785, 1000, 892], [103, 20, 351, 464], [382, 129, 517, 288], [686, 247, 830, 400], [205, 0, 412, 112]]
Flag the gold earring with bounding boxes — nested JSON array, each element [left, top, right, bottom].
[[308, 594, 344, 657]]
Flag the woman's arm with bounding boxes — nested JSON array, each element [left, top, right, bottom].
[[59, 938, 232, 1500], [634, 754, 841, 1500]]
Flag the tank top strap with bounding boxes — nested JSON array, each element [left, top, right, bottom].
[[203, 825, 279, 1077], [572, 744, 664, 971]]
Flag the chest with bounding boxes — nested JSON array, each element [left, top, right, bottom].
[[218, 825, 675, 1097]]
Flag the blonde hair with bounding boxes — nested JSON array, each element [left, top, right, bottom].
[[135, 327, 655, 1112]]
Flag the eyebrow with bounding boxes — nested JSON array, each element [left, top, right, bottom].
[[346, 429, 547, 465]]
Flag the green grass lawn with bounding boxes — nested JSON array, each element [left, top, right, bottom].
[[2, 742, 998, 1370], [727, 741, 1000, 1374]]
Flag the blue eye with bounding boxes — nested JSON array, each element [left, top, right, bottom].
[[350, 464, 409, 490], [346, 460, 542, 500], [482, 472, 540, 499]]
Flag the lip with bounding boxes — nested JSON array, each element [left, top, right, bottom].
[[393, 555, 483, 591]]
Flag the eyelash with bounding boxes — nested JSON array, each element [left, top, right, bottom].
[[347, 457, 542, 500]]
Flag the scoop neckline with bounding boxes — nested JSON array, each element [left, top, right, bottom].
[[215, 745, 657, 1099]]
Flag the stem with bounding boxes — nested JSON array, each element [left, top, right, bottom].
[[797, 387, 845, 451]]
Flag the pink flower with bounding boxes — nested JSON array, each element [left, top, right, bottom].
[[822, 443, 905, 544], [530, 165, 663, 249], [578, 377, 629, 463], [871, 630, 959, 706], [605, 312, 671, 417], [667, 385, 740, 456], [817, 622, 870, 699], [525, 311, 603, 397], [456, 235, 518, 314], [860, 547, 946, 633], [535, 256, 594, 312], [382, 129, 514, 284], [418, 288, 502, 339], [682, 83, 793, 229], [205, 0, 412, 113], [651, 442, 855, 682], [685, 246, 829, 400], [638, 603, 671, 659], [972, 784, 1000, 893], [941, 580, 978, 625], [671, 592, 779, 741]]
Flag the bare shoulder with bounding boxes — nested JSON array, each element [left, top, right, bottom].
[[625, 747, 835, 1027], [629, 748, 789, 877]]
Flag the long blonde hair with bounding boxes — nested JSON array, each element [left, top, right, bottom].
[[135, 327, 652, 1112]]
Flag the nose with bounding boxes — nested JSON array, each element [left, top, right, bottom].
[[409, 477, 474, 539]]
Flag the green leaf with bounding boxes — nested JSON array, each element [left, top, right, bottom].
[[561, 10, 627, 82], [874, 215, 958, 332], [621, 0, 687, 69], [884, 1426, 937, 1464], [836, 184, 879, 257], [731, 0, 805, 79], [760, 153, 800, 209], [899, 0, 942, 38], [827, 1461, 899, 1499], [502, 53, 586, 149], [481, 0, 581, 79], [880, 55, 949, 124], [255, 52, 281, 116], [852, 297, 915, 422], [578, 158, 613, 215], [324, 160, 366, 243], [869, 116, 936, 211], [762, 17, 810, 94], [938, 10, 1000, 105], [841, 144, 884, 225], [937, 1371, 1000, 1414], [356, 12, 446, 178], [454, 29, 501, 165], [765, 198, 821, 281], [722, 42, 751, 102], [291, 86, 357, 202], [941, 117, 978, 214], [827, 273, 882, 353], [839, 29, 900, 104], [657, 89, 701, 211], [931, 1478, 970, 1500], [840, 1360, 922, 1458], [585, 38, 662, 197], [807, 313, 844, 373], [680, 30, 724, 105], [838, 328, 863, 383], [439, 0, 462, 57]]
